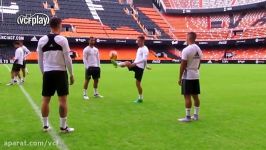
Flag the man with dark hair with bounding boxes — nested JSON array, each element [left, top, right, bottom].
[[82, 36, 103, 100], [49, 17, 62, 28], [187, 32, 197, 42], [112, 35, 149, 103], [138, 35, 145, 41], [37, 17, 75, 132], [6, 41, 24, 85], [178, 32, 203, 122]]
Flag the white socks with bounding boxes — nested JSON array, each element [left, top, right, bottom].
[[185, 108, 191, 117], [194, 107, 200, 115], [43, 117, 49, 127], [94, 88, 98, 95], [117, 61, 128, 67], [139, 95, 143, 99], [60, 117, 67, 129], [83, 89, 87, 96], [185, 107, 200, 117], [117, 62, 123, 67], [84, 89, 99, 95], [43, 117, 68, 128]]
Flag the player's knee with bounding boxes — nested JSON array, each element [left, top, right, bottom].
[[59, 103, 65, 108], [59, 97, 67, 105], [42, 97, 50, 104], [192, 95, 199, 100], [59, 102, 67, 109], [184, 95, 191, 100], [136, 81, 141, 86]]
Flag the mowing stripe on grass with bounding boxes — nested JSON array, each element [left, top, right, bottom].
[[5, 64, 68, 150]]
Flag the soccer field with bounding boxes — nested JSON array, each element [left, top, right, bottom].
[[0, 64, 266, 150]]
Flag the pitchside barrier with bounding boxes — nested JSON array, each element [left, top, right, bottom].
[[0, 34, 265, 46]]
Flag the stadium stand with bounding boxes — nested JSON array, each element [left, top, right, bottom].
[[161, 0, 266, 9], [0, 1, 51, 35], [229, 47, 266, 60], [47, 0, 145, 39], [0, 45, 15, 60], [73, 0, 173, 39], [0, 0, 170, 39], [1, 0, 264, 41], [164, 9, 266, 40], [135, 7, 172, 39]]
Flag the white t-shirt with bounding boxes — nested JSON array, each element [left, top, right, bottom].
[[83, 46, 100, 68], [134, 45, 149, 69], [21, 45, 31, 60], [37, 34, 73, 75], [181, 44, 203, 80], [14, 47, 24, 65]]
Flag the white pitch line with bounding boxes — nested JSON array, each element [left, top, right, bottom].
[[4, 64, 69, 150]]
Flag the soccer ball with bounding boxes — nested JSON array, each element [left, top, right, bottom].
[[109, 50, 118, 60]]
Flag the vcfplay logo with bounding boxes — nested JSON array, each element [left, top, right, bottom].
[[17, 13, 49, 26]]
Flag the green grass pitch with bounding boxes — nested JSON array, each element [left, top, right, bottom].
[[0, 64, 266, 150]]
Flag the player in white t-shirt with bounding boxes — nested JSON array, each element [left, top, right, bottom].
[[178, 32, 203, 122], [82, 37, 103, 100], [112, 35, 149, 103], [37, 17, 75, 133], [6, 41, 24, 85]]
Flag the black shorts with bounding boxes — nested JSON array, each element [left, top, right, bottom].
[[128, 66, 144, 82], [42, 71, 69, 97], [181, 79, 200, 95], [85, 67, 101, 80], [21, 60, 26, 69], [12, 64, 22, 72]]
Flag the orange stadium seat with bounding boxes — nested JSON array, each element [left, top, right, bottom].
[[163, 9, 266, 40]]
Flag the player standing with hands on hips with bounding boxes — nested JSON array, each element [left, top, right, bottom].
[[178, 32, 203, 122], [37, 17, 75, 132]]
